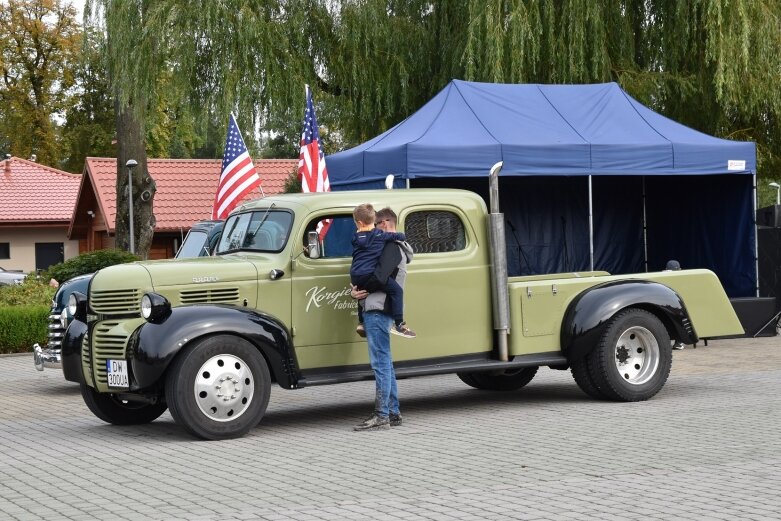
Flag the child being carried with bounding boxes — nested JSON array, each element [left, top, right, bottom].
[[350, 203, 416, 338]]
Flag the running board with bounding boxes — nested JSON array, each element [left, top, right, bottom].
[[297, 352, 567, 387]]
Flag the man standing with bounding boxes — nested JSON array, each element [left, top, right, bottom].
[[352, 207, 413, 431]]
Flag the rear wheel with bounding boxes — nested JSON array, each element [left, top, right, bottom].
[[570, 358, 607, 399], [457, 366, 538, 391], [165, 335, 271, 440], [586, 308, 672, 401], [80, 383, 167, 425]]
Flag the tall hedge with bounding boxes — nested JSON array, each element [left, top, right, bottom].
[[45, 248, 139, 283], [0, 305, 49, 354]]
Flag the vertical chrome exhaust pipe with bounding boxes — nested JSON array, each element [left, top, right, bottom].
[[488, 161, 510, 361]]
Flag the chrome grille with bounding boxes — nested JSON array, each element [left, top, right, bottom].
[[92, 321, 128, 385], [47, 313, 64, 349], [90, 289, 141, 314], [180, 287, 240, 304]]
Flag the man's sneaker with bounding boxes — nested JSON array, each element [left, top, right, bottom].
[[390, 413, 403, 427], [356, 324, 366, 338], [353, 413, 390, 431], [391, 322, 416, 338]]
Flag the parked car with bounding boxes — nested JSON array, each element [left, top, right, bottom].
[[33, 219, 224, 379], [0, 267, 26, 286]]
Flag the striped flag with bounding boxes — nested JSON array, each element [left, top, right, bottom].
[[298, 85, 331, 237], [212, 114, 261, 219]]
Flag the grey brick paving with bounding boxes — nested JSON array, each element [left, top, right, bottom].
[[1, 337, 780, 520]]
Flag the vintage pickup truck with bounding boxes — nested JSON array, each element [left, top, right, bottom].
[[63, 166, 743, 439]]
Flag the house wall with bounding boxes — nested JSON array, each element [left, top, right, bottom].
[[0, 226, 80, 273]]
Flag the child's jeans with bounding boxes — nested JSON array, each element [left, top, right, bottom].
[[353, 273, 404, 324]]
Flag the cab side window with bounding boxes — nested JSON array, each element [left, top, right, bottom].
[[304, 215, 355, 258], [405, 211, 466, 253]]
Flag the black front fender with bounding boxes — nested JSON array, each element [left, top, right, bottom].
[[131, 305, 299, 390], [560, 280, 698, 362], [61, 319, 87, 383]]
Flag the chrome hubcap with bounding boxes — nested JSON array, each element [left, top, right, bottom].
[[194, 354, 254, 422], [614, 326, 659, 385]]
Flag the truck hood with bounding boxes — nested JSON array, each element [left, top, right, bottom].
[[140, 256, 259, 288], [142, 256, 261, 309]]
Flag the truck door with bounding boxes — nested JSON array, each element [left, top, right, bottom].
[[291, 213, 362, 369]]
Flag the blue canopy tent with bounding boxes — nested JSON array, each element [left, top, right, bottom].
[[327, 80, 757, 297]]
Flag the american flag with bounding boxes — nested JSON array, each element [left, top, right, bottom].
[[212, 114, 261, 220], [299, 85, 330, 193], [298, 85, 331, 237]]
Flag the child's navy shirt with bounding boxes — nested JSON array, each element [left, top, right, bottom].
[[350, 228, 406, 278]]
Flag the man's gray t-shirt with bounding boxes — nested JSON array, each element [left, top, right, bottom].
[[362, 240, 413, 314]]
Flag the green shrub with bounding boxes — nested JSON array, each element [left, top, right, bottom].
[[45, 248, 139, 283], [0, 305, 50, 354], [0, 279, 56, 307]]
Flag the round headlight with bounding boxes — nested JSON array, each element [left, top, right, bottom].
[[140, 294, 153, 319], [59, 308, 69, 330], [139, 293, 171, 323], [67, 293, 78, 316]]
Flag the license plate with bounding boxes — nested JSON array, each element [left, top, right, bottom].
[[106, 359, 129, 389]]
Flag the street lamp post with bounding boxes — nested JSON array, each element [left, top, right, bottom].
[[126, 159, 138, 254], [770, 182, 781, 206]]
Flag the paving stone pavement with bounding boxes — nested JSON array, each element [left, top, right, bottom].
[[0, 336, 780, 521]]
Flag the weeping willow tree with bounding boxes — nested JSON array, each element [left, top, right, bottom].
[[86, 0, 303, 257], [98, 0, 781, 212]]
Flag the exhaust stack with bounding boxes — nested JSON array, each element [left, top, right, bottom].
[[488, 161, 510, 361]]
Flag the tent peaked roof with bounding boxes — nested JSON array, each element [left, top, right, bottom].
[[327, 80, 756, 186]]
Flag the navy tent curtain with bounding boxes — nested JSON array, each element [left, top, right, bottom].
[[327, 80, 757, 297]]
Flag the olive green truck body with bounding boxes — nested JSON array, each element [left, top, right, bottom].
[[64, 188, 743, 439]]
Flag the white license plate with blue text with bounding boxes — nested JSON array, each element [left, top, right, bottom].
[[107, 359, 129, 389]]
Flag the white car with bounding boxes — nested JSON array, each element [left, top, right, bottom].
[[0, 267, 26, 286]]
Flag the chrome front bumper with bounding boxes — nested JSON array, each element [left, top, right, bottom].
[[33, 343, 62, 371], [34, 311, 66, 371]]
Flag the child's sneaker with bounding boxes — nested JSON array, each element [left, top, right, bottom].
[[391, 322, 416, 338], [356, 324, 366, 338]]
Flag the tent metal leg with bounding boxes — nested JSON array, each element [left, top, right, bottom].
[[642, 176, 648, 272], [753, 173, 759, 297], [588, 175, 594, 271]]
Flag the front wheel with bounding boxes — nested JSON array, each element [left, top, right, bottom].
[[457, 366, 538, 391], [165, 335, 271, 440], [80, 383, 167, 425], [586, 308, 672, 401]]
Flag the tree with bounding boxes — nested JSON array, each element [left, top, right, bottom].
[[60, 27, 116, 173], [0, 0, 81, 165], [85, 0, 158, 258], [91, 0, 781, 211]]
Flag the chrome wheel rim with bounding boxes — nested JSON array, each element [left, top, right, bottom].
[[194, 354, 254, 422], [614, 326, 659, 385]]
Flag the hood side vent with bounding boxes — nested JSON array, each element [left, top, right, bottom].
[[180, 287, 240, 304]]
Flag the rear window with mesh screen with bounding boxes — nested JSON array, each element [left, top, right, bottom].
[[405, 211, 466, 253]]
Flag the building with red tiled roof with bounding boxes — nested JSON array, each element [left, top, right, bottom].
[[70, 158, 297, 259], [0, 156, 82, 273]]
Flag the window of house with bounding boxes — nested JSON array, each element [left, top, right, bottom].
[[404, 211, 466, 253], [0, 243, 9, 259]]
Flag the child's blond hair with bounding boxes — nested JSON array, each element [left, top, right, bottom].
[[353, 203, 375, 226]]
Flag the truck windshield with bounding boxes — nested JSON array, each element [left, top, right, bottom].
[[216, 210, 293, 254], [177, 231, 208, 258]]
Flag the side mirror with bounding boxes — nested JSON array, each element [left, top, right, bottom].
[[307, 231, 321, 259]]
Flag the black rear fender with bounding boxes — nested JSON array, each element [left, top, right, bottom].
[[560, 280, 697, 362], [131, 305, 300, 390]]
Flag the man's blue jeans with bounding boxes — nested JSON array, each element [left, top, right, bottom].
[[364, 311, 399, 417]]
